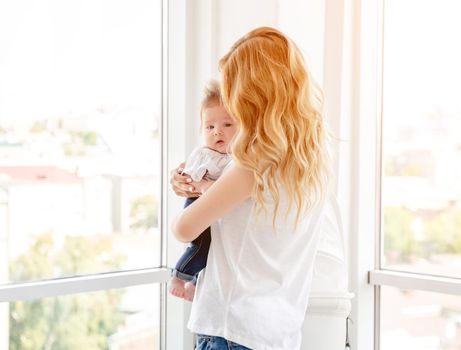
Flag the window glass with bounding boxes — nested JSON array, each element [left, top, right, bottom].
[[382, 0, 461, 278], [0, 0, 162, 283], [380, 286, 461, 350], [2, 284, 160, 350]]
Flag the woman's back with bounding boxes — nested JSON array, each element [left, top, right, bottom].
[[172, 27, 335, 350], [188, 182, 327, 350]]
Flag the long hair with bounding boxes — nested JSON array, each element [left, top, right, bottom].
[[219, 27, 330, 228]]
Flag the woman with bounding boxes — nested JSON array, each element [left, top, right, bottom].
[[172, 27, 331, 350]]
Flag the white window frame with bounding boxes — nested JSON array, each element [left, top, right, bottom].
[[322, 0, 378, 346], [0, 1, 194, 349], [339, 0, 461, 349]]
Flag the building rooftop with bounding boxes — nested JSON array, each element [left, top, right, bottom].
[[0, 166, 81, 183]]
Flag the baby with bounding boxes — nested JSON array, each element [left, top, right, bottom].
[[169, 79, 237, 301]]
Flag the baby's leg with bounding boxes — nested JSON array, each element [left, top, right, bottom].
[[169, 277, 186, 298], [170, 197, 211, 300]]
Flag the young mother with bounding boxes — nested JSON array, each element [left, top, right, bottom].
[[171, 27, 331, 350]]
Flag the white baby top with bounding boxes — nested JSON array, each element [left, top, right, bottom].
[[182, 146, 232, 182], [188, 167, 328, 350]]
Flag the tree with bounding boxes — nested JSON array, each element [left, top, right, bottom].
[[9, 234, 126, 350], [29, 121, 47, 134], [383, 206, 419, 263], [129, 195, 158, 231], [425, 208, 461, 255], [63, 131, 99, 156]]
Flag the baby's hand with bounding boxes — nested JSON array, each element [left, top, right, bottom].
[[170, 162, 201, 198], [192, 178, 215, 194]]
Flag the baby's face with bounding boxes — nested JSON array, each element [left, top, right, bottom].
[[201, 104, 238, 154]]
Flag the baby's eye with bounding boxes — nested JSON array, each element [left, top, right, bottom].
[[206, 125, 214, 130], [224, 123, 233, 127]]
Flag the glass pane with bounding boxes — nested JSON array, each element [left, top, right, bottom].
[[1, 284, 160, 350], [0, 1, 162, 283], [382, 0, 461, 278], [380, 286, 461, 350]]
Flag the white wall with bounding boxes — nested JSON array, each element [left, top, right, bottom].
[[182, 0, 278, 148], [277, 0, 326, 85], [183, 0, 330, 146], [214, 0, 278, 61]]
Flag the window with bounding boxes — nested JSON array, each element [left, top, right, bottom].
[[381, 0, 461, 280], [7, 285, 160, 350], [380, 286, 461, 349], [366, 0, 461, 349], [0, 1, 171, 349], [0, 0, 162, 283]]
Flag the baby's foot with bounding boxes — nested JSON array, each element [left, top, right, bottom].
[[184, 281, 196, 301], [169, 277, 186, 299]]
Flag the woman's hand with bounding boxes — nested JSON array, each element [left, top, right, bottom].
[[170, 162, 201, 198]]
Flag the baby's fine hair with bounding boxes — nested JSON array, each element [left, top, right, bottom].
[[200, 79, 222, 116]]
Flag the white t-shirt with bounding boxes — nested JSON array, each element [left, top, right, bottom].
[[188, 172, 328, 350], [182, 146, 232, 182]]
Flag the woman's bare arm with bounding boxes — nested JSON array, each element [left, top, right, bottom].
[[171, 164, 254, 242]]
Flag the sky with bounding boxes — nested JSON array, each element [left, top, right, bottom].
[[1, 0, 460, 128], [0, 0, 162, 123], [382, 0, 461, 127]]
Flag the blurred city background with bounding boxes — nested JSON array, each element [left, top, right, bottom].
[[0, 0, 162, 348], [380, 1, 461, 348]]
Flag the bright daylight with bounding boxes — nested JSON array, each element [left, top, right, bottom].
[[0, 0, 460, 349]]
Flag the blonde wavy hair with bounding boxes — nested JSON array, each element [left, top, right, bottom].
[[219, 27, 330, 228]]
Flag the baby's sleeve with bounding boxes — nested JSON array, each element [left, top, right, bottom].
[[182, 147, 209, 182], [202, 154, 232, 180]]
